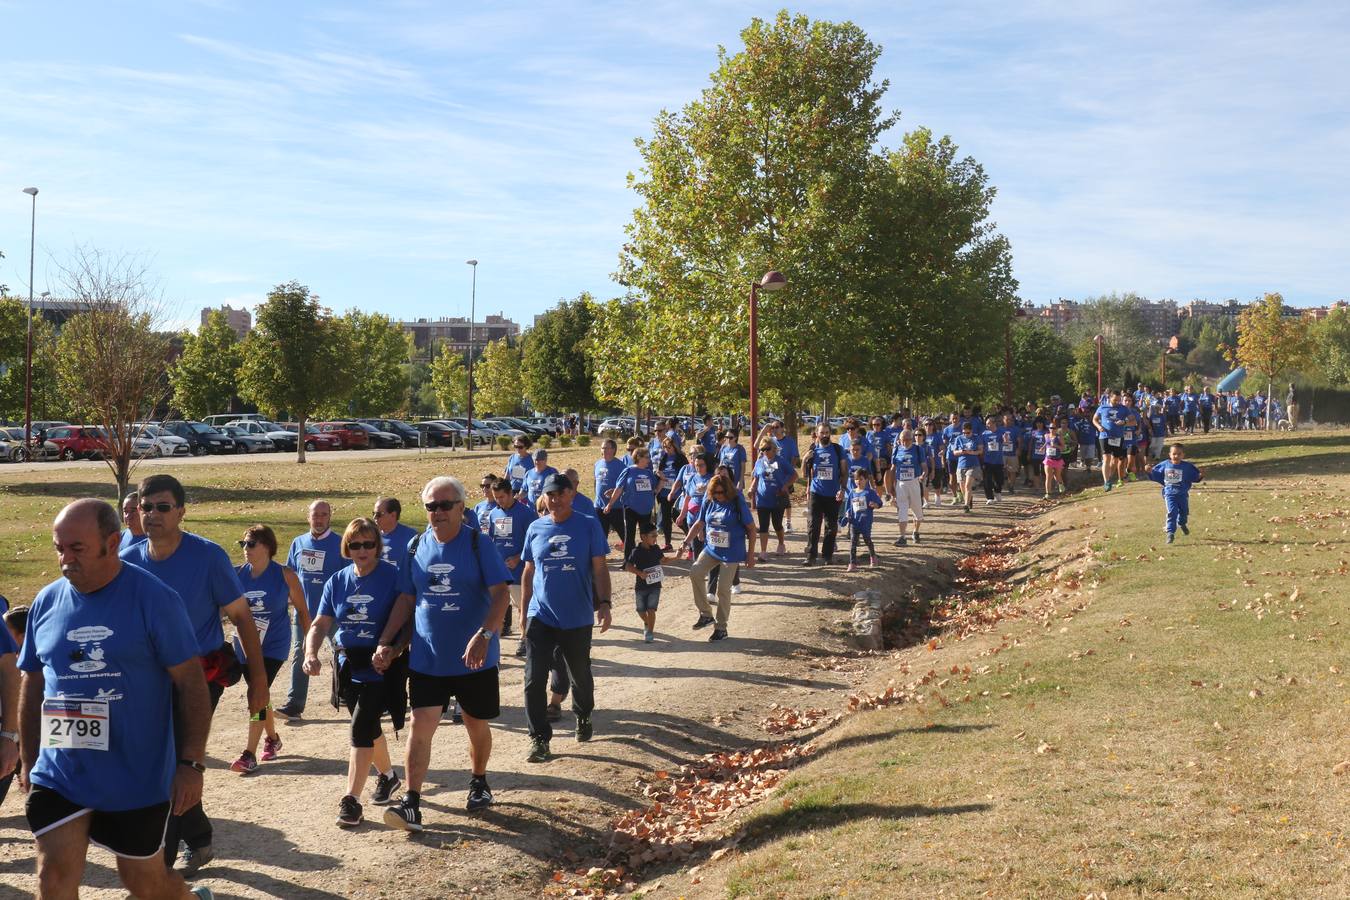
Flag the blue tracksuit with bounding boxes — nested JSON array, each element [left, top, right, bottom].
[[1148, 460, 1203, 535]]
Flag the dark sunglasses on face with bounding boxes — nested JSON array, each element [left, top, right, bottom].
[[424, 500, 461, 512], [237, 539, 258, 548], [140, 502, 176, 513], [348, 540, 380, 551]]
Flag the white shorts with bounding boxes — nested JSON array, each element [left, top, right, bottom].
[[1150, 437, 1165, 457]]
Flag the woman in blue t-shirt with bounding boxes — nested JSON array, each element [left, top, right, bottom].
[[603, 447, 659, 558], [667, 453, 712, 560], [749, 438, 794, 559], [653, 436, 688, 552], [678, 472, 756, 642], [303, 518, 406, 828], [229, 524, 311, 775]]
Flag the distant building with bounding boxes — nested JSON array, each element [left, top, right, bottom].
[[402, 312, 520, 361], [1303, 300, 1348, 321], [1029, 297, 1179, 340], [202, 304, 251, 338], [1179, 299, 1245, 322]]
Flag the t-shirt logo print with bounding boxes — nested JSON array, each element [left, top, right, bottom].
[[345, 594, 373, 621], [426, 563, 455, 594], [547, 535, 573, 559], [66, 625, 114, 673]]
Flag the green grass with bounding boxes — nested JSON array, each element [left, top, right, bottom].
[[715, 429, 1349, 899]]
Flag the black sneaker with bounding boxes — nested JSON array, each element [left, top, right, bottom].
[[371, 770, 401, 806], [709, 628, 728, 642], [383, 794, 423, 832], [1179, 522, 1189, 535], [576, 717, 593, 742], [337, 794, 363, 828], [513, 641, 527, 658], [546, 702, 562, 722], [799, 558, 815, 567], [466, 776, 493, 811], [692, 614, 715, 630], [912, 533, 920, 544], [177, 844, 214, 875], [892, 537, 906, 547], [273, 705, 302, 721], [451, 709, 463, 725], [527, 737, 552, 763]]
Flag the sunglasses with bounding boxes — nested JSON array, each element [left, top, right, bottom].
[[237, 539, 259, 549], [513, 444, 526, 449], [424, 500, 461, 512], [480, 482, 494, 488], [347, 540, 380, 551], [139, 502, 176, 513]]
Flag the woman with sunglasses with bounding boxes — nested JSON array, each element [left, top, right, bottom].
[[680, 471, 756, 642], [504, 438, 534, 499], [602, 446, 658, 558], [653, 436, 688, 552], [229, 525, 311, 775], [749, 438, 792, 560], [666, 452, 711, 560], [303, 518, 406, 828], [473, 473, 499, 537]]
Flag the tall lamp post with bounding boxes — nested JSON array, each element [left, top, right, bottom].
[[465, 259, 478, 451], [1094, 334, 1105, 399], [22, 187, 38, 456], [748, 270, 786, 434]]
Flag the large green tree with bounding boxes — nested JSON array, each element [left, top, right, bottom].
[[1231, 292, 1314, 424], [0, 314, 64, 424], [1067, 337, 1122, 396], [521, 295, 598, 412], [474, 338, 523, 415], [168, 309, 241, 419], [427, 344, 468, 416], [1064, 293, 1159, 376], [238, 282, 352, 463], [342, 310, 412, 416], [1009, 320, 1074, 405], [1313, 306, 1350, 387]]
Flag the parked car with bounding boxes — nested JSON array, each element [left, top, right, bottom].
[[221, 425, 275, 453], [353, 422, 403, 449], [159, 420, 237, 455], [314, 421, 370, 450], [482, 418, 527, 439], [444, 418, 504, 446], [227, 420, 298, 452], [285, 423, 342, 451], [491, 416, 550, 437], [203, 413, 266, 428], [523, 416, 560, 434], [1, 427, 61, 461], [413, 421, 457, 447], [358, 418, 421, 446], [44, 426, 111, 461], [130, 424, 191, 457], [596, 417, 636, 436]]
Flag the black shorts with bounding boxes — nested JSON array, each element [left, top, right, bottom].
[[409, 667, 500, 720], [27, 785, 170, 860], [756, 506, 784, 533], [244, 656, 286, 688], [1104, 443, 1128, 459]]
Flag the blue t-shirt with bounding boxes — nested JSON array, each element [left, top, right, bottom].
[[473, 499, 496, 535], [504, 451, 534, 492], [980, 430, 1004, 465], [614, 465, 658, 515], [19, 563, 198, 811], [890, 443, 926, 481], [698, 494, 755, 564], [1094, 404, 1116, 439], [0, 619, 15, 655], [524, 465, 559, 506], [380, 522, 419, 571], [942, 425, 961, 460], [868, 429, 893, 461], [1149, 460, 1203, 496], [487, 500, 538, 581], [117, 530, 146, 553], [285, 530, 345, 617], [520, 512, 608, 629], [675, 465, 711, 517], [397, 526, 510, 677], [718, 444, 748, 482], [1120, 415, 1141, 447], [594, 456, 626, 505], [698, 427, 719, 458], [1148, 411, 1166, 438], [120, 532, 243, 656], [923, 431, 943, 461], [317, 560, 400, 683], [1198, 392, 1214, 411], [996, 426, 1020, 456], [774, 434, 801, 463], [805, 442, 847, 496], [234, 560, 291, 661], [572, 492, 598, 519], [752, 457, 794, 508], [1030, 429, 1047, 460], [845, 486, 882, 532], [1181, 392, 1199, 414], [953, 434, 982, 470], [654, 449, 682, 491]]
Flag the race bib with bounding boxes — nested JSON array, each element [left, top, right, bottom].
[[635, 475, 652, 492], [299, 549, 325, 573], [1124, 429, 1135, 442], [1046, 446, 1060, 458], [1107, 438, 1122, 447], [42, 698, 109, 751], [254, 616, 270, 642], [1001, 439, 1013, 453], [816, 465, 834, 482], [708, 528, 730, 549], [1165, 469, 1183, 485], [511, 465, 526, 480], [643, 565, 664, 584], [896, 467, 915, 481], [493, 518, 513, 538], [851, 497, 867, 513], [986, 439, 998, 452]]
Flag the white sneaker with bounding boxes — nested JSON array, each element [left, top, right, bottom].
[[730, 584, 743, 595], [784, 521, 794, 533], [985, 499, 994, 506]]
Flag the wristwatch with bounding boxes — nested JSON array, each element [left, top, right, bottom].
[[0, 730, 17, 743], [476, 628, 498, 641], [177, 758, 206, 773]]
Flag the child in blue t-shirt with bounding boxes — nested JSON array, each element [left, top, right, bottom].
[[1147, 443, 1204, 543], [845, 468, 882, 571]]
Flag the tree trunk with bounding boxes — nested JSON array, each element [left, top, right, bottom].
[[296, 414, 308, 464]]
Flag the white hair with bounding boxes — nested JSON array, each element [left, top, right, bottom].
[[421, 475, 464, 503]]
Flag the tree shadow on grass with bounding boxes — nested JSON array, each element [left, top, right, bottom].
[[1204, 450, 1350, 481], [0, 480, 370, 505], [733, 801, 993, 852], [819, 722, 995, 756]]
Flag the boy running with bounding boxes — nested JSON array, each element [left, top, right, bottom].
[[1148, 444, 1204, 544]]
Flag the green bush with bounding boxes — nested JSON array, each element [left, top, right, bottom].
[[537, 434, 553, 449], [559, 435, 573, 448], [496, 435, 511, 451], [577, 434, 591, 448]]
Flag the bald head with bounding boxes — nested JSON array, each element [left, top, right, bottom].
[[53, 499, 122, 593], [308, 499, 332, 536], [57, 498, 121, 539]]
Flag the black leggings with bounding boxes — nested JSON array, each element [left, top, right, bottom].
[[622, 507, 649, 557], [982, 462, 1005, 500], [756, 505, 784, 534], [849, 529, 875, 562], [342, 678, 387, 748], [656, 491, 676, 545]]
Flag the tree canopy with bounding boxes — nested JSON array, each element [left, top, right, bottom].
[[427, 345, 468, 416], [169, 309, 241, 420], [1231, 292, 1314, 388], [522, 295, 598, 412], [474, 338, 523, 415], [340, 310, 411, 417]]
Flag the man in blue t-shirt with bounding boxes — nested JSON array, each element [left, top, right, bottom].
[[278, 499, 345, 719], [120, 474, 264, 874], [801, 425, 848, 566], [593, 439, 627, 550], [117, 491, 147, 553], [374, 497, 418, 571], [21, 499, 212, 898], [519, 473, 612, 762], [375, 475, 512, 832]]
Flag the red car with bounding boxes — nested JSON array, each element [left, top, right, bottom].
[[295, 424, 342, 451], [44, 425, 110, 460], [314, 421, 370, 450]]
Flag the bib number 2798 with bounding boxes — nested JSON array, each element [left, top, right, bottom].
[[42, 698, 110, 751]]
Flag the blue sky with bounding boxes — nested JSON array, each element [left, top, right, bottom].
[[2, 1, 1347, 332]]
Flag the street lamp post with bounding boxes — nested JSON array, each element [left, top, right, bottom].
[[748, 270, 786, 435], [465, 259, 478, 451], [1094, 334, 1105, 399], [22, 187, 38, 456]]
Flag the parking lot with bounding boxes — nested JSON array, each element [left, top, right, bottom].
[[0, 443, 511, 475]]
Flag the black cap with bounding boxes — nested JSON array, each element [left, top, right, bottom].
[[541, 472, 571, 494]]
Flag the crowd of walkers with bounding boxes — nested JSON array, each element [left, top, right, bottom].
[[0, 384, 1227, 897]]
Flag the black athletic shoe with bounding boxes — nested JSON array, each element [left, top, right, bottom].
[[1166, 532, 1175, 544], [514, 641, 527, 658], [546, 702, 562, 722], [451, 708, 463, 725], [383, 794, 423, 832], [799, 558, 815, 567], [912, 533, 920, 544], [1179, 522, 1189, 535], [371, 770, 401, 806], [466, 776, 494, 811], [709, 628, 728, 642], [177, 844, 214, 875], [692, 614, 715, 630], [892, 537, 906, 547], [337, 794, 363, 828], [527, 737, 552, 763], [576, 717, 593, 742]]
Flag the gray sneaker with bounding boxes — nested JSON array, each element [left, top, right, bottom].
[[177, 844, 214, 875], [527, 737, 552, 763]]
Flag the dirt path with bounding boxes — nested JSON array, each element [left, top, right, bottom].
[[0, 480, 1052, 899]]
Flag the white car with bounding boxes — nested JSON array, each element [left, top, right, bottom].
[[596, 417, 636, 435], [134, 424, 192, 457]]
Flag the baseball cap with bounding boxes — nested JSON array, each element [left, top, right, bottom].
[[540, 473, 571, 494]]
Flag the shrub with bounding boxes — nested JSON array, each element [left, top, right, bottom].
[[537, 434, 553, 449], [559, 434, 573, 448], [496, 435, 512, 451], [577, 434, 591, 448]]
